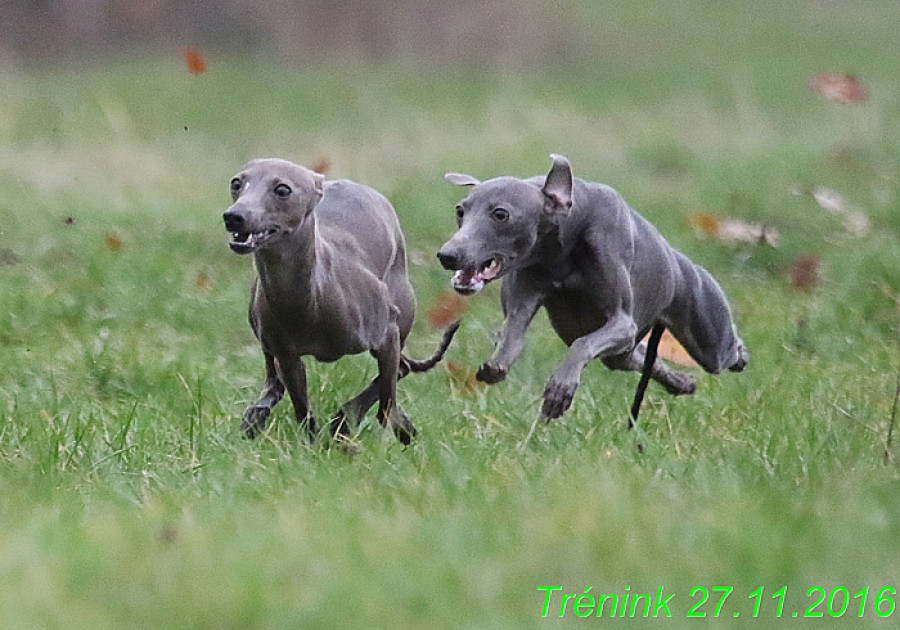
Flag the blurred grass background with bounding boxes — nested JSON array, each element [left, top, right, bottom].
[[0, 1, 898, 627]]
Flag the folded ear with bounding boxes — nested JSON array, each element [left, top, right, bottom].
[[542, 153, 573, 210], [445, 172, 481, 187]]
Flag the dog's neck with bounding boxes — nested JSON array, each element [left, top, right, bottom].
[[253, 213, 322, 311]]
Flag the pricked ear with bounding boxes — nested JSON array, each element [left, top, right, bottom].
[[312, 172, 325, 195], [444, 172, 481, 187], [542, 153, 573, 210]]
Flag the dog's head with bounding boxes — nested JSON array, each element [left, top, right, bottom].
[[437, 154, 574, 294], [222, 159, 324, 255]]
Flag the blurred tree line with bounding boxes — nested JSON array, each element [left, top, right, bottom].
[[0, 0, 583, 63]]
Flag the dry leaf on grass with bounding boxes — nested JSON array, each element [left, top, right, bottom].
[[787, 255, 822, 292], [426, 291, 467, 328], [810, 186, 847, 213], [689, 212, 779, 247], [641, 329, 698, 368], [808, 73, 867, 104], [182, 47, 207, 75], [105, 232, 124, 252], [195, 272, 213, 292], [446, 361, 481, 395], [808, 186, 870, 237]]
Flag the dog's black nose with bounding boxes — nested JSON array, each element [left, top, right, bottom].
[[223, 210, 245, 233], [436, 250, 461, 270]]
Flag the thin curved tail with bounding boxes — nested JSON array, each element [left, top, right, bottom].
[[401, 320, 461, 375], [629, 323, 665, 429]]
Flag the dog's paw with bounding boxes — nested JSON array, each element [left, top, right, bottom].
[[729, 343, 749, 372], [240, 405, 271, 439], [662, 371, 697, 396], [328, 409, 353, 438], [391, 409, 417, 446], [541, 376, 578, 420], [476, 361, 507, 384]]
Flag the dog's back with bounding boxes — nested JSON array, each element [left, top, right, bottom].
[[315, 180, 407, 281]]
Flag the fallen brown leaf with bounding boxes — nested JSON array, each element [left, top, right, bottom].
[[689, 212, 778, 247], [311, 158, 332, 175], [688, 212, 721, 236], [105, 232, 124, 252], [446, 361, 480, 395], [808, 73, 867, 104], [195, 272, 213, 292], [717, 219, 780, 247], [182, 47, 207, 75], [808, 186, 870, 237], [642, 329, 698, 368], [810, 186, 846, 213], [427, 291, 467, 328], [788, 255, 822, 292]]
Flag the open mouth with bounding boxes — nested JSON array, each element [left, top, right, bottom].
[[228, 228, 278, 254], [451, 258, 502, 295]]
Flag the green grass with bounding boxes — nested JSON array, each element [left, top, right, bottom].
[[1, 1, 899, 627]]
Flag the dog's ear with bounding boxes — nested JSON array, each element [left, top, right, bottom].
[[445, 172, 481, 187], [542, 153, 573, 211], [312, 172, 325, 197]]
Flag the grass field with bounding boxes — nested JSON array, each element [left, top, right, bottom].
[[1, 2, 899, 627]]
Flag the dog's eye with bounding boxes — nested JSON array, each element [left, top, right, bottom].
[[273, 184, 292, 199], [491, 207, 510, 222], [230, 178, 242, 196], [456, 206, 464, 223]]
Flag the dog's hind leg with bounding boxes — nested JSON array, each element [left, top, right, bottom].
[[665, 258, 749, 374], [240, 351, 285, 439], [374, 321, 416, 445], [603, 342, 697, 396], [330, 378, 380, 438]]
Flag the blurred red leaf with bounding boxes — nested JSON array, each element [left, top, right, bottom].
[[427, 291, 467, 328], [105, 232, 124, 252], [808, 73, 867, 104], [788, 255, 822, 292], [688, 212, 721, 236], [311, 158, 332, 175], [182, 47, 207, 75]]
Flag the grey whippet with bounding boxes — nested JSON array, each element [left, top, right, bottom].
[[437, 154, 748, 424], [223, 158, 458, 443]]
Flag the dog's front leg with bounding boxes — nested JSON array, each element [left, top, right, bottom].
[[240, 351, 285, 439], [477, 281, 543, 384], [275, 354, 317, 438], [541, 311, 638, 420]]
